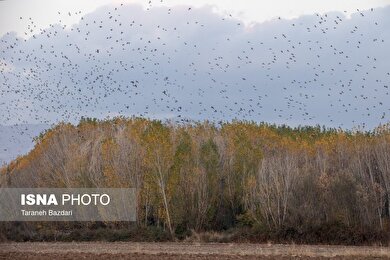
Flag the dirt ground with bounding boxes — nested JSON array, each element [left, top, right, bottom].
[[1, 242, 390, 259]]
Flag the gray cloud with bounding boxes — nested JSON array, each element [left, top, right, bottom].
[[0, 4, 389, 130]]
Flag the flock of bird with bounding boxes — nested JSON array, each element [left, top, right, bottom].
[[0, 2, 389, 143]]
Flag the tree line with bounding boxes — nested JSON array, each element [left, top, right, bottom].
[[2, 117, 390, 243]]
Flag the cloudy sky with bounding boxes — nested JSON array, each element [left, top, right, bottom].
[[1, 0, 390, 38], [1, 0, 389, 126]]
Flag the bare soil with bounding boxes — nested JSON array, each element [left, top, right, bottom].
[[1, 242, 389, 259]]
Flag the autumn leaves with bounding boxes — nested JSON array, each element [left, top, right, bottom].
[[3, 119, 390, 239]]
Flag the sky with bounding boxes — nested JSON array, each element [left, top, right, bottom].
[[0, 0, 390, 163], [1, 0, 390, 38]]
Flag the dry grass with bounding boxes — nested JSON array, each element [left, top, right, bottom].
[[1, 242, 390, 259], [183, 230, 235, 243]]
